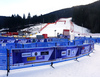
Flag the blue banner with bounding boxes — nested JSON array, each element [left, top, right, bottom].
[[7, 39, 15, 43], [90, 43, 94, 52], [0, 48, 7, 70], [56, 46, 79, 59], [0, 39, 4, 43], [78, 44, 90, 55], [12, 47, 55, 66], [0, 42, 93, 70]]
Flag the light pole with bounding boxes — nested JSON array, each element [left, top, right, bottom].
[[54, 30, 56, 37], [82, 23, 83, 35]]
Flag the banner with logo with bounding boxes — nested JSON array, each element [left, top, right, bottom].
[[90, 43, 94, 52], [11, 47, 55, 66], [7, 39, 15, 43], [0, 48, 7, 70], [56, 46, 79, 59], [17, 39, 27, 43], [0, 39, 4, 43], [78, 44, 90, 55], [10, 44, 92, 69]]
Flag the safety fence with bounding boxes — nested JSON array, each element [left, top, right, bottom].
[[0, 36, 99, 76], [0, 37, 97, 76], [0, 37, 98, 49], [0, 43, 94, 70]]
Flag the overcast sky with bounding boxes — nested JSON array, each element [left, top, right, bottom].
[[0, 0, 98, 17]]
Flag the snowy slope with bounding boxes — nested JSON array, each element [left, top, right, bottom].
[[29, 18, 90, 37], [21, 23, 46, 35], [0, 44, 100, 77], [38, 18, 71, 37], [74, 23, 90, 36]]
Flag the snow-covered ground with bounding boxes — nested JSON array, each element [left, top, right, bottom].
[[21, 23, 46, 35], [0, 44, 100, 77]]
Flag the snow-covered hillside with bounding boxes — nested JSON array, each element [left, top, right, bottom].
[[21, 18, 90, 37], [21, 23, 46, 35]]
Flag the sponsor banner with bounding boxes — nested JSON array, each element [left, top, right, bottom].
[[18, 39, 27, 43], [32, 52, 40, 56], [7, 39, 15, 43], [27, 57, 36, 61], [79, 44, 90, 54], [0, 48, 7, 70], [61, 51, 66, 56], [2, 43, 6, 46], [36, 56, 44, 60], [12, 47, 54, 65], [66, 47, 78, 57], [90, 43, 94, 51], [0, 40, 4, 43], [22, 53, 31, 57], [56, 46, 78, 59], [10, 43, 92, 69], [13, 63, 24, 66]]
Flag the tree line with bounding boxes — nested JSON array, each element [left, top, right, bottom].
[[0, 7, 72, 32]]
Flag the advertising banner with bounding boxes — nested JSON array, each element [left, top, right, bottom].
[[12, 47, 55, 66], [78, 44, 90, 55], [0, 48, 7, 70], [7, 39, 15, 43], [90, 43, 94, 52], [56, 46, 79, 59], [0, 39, 4, 43], [10, 43, 93, 69], [18, 39, 27, 43]]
